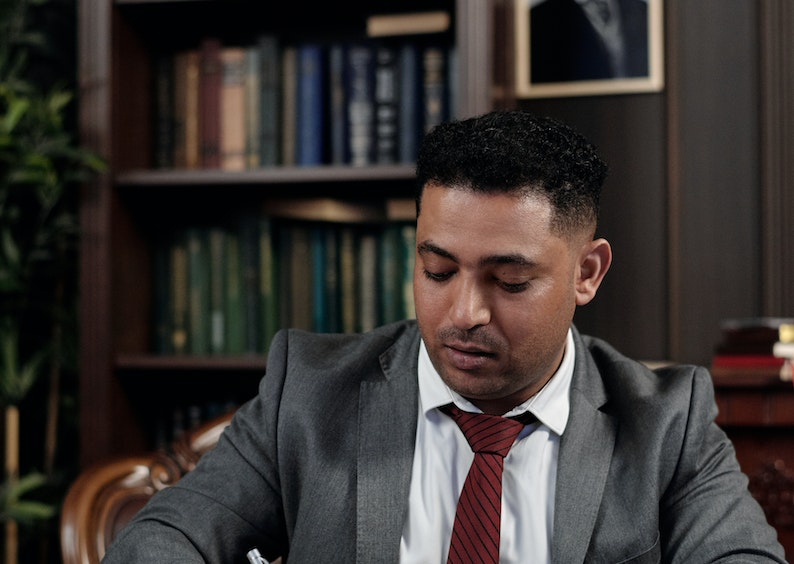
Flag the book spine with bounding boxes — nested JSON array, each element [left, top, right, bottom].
[[357, 230, 379, 332], [238, 213, 261, 354], [259, 216, 278, 351], [258, 34, 282, 167], [311, 225, 328, 332], [244, 46, 261, 169], [153, 53, 174, 169], [183, 49, 201, 169], [289, 224, 313, 330], [280, 46, 297, 166], [422, 45, 446, 134], [199, 38, 222, 168], [186, 227, 211, 355], [172, 51, 188, 169], [346, 44, 375, 167], [398, 43, 421, 164], [328, 42, 349, 165], [401, 223, 416, 319], [208, 227, 226, 354], [338, 226, 357, 333], [296, 43, 326, 166], [374, 44, 400, 164], [224, 228, 245, 354], [169, 235, 189, 354], [220, 47, 247, 170]]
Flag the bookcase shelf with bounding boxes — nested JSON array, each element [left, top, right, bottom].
[[116, 164, 417, 186], [77, 0, 495, 466]]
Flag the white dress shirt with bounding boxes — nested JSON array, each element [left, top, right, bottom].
[[399, 330, 575, 563]]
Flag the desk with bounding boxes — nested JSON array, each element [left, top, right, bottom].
[[713, 374, 794, 559]]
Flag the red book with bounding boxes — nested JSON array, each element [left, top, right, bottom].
[[199, 38, 222, 169]]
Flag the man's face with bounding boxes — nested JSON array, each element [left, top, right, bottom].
[[414, 183, 584, 415]]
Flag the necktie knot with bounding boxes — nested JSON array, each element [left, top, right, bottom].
[[441, 405, 525, 457]]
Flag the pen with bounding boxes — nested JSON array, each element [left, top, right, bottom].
[[246, 547, 268, 564]]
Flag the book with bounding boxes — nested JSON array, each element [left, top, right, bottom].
[[357, 230, 379, 332], [238, 213, 262, 353], [207, 227, 226, 354], [152, 241, 172, 354], [715, 317, 794, 355], [379, 223, 402, 324], [280, 46, 297, 166], [186, 227, 211, 354], [398, 43, 421, 163], [366, 10, 451, 37], [181, 49, 201, 169], [257, 34, 281, 167], [153, 53, 174, 169], [219, 46, 247, 170], [223, 227, 245, 354], [323, 226, 341, 333], [199, 37, 222, 168], [172, 50, 189, 169], [169, 235, 189, 354], [244, 46, 261, 169], [338, 226, 357, 333], [422, 45, 447, 133], [401, 223, 416, 319], [296, 43, 326, 166], [288, 224, 313, 330], [259, 216, 278, 350], [346, 43, 375, 166], [374, 43, 400, 164], [311, 225, 328, 332], [328, 42, 349, 165]]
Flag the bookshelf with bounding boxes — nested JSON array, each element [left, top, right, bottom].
[[76, 0, 496, 466]]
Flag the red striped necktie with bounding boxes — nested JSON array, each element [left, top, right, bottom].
[[441, 404, 532, 564]]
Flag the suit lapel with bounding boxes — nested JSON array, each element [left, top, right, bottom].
[[551, 329, 617, 564], [356, 326, 420, 563]]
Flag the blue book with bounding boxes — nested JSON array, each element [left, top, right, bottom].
[[399, 43, 421, 164], [296, 43, 326, 166], [346, 43, 375, 166]]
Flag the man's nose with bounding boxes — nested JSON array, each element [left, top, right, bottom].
[[449, 278, 491, 330]]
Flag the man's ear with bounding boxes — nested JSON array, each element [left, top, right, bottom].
[[574, 238, 612, 306]]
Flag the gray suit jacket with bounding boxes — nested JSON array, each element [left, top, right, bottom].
[[103, 320, 786, 563]]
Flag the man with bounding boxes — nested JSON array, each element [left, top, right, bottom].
[[103, 111, 785, 563]]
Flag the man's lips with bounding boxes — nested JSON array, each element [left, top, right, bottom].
[[443, 342, 496, 370]]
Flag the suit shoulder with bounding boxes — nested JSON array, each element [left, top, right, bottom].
[[581, 333, 711, 408]]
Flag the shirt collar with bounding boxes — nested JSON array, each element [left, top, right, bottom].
[[417, 329, 574, 436]]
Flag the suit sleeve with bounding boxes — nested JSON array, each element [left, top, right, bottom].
[[102, 330, 291, 563], [659, 366, 786, 563]]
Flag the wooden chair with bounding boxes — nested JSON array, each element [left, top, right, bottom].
[[59, 411, 234, 564]]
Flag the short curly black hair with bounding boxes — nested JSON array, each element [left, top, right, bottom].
[[415, 110, 608, 237]]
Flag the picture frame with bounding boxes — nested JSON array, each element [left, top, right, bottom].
[[514, 0, 664, 98]]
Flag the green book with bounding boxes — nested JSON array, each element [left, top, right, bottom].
[[208, 227, 226, 354], [186, 227, 211, 355], [379, 223, 403, 325], [224, 228, 245, 355], [259, 216, 278, 351]]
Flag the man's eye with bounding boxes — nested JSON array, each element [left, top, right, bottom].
[[498, 280, 530, 293], [423, 269, 453, 282]]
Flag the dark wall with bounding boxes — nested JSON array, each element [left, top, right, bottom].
[[518, 0, 762, 366]]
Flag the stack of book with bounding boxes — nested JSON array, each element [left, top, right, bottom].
[[153, 11, 454, 170], [152, 210, 417, 357], [710, 318, 794, 383]]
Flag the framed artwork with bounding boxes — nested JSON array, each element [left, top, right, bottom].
[[515, 0, 664, 98]]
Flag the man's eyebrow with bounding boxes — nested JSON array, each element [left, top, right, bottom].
[[480, 254, 535, 267], [417, 241, 534, 267], [417, 241, 457, 261]]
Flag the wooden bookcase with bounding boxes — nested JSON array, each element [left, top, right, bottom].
[[76, 0, 498, 467]]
